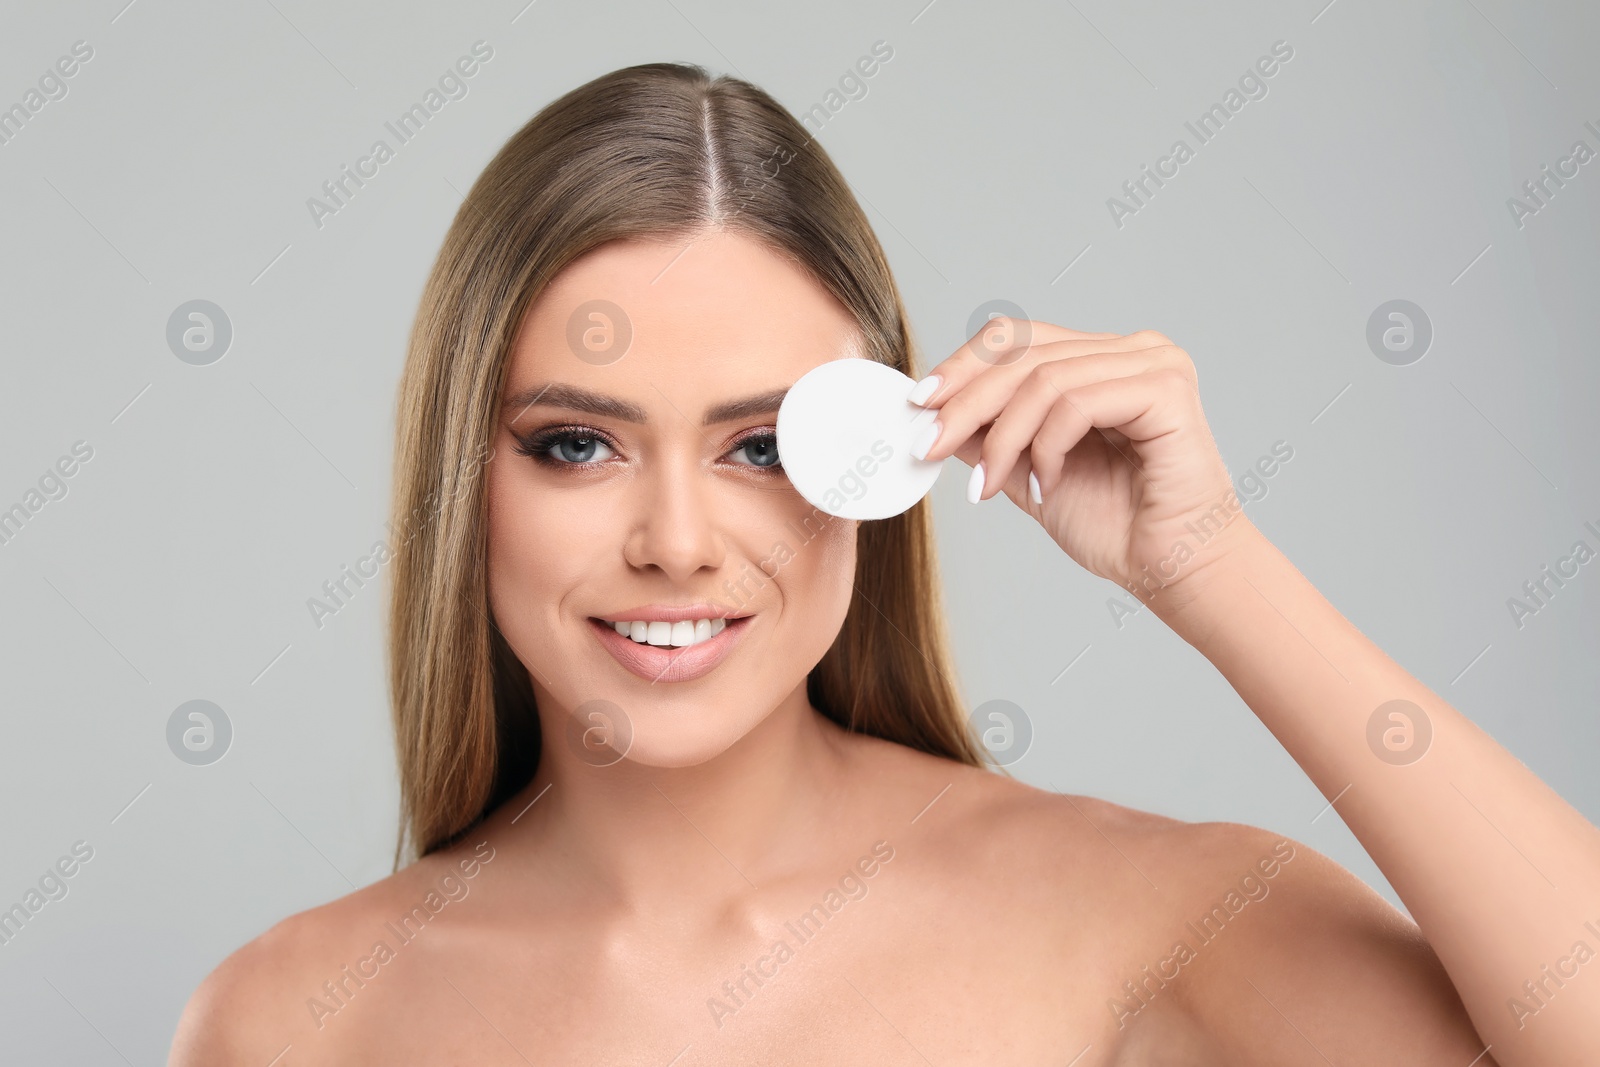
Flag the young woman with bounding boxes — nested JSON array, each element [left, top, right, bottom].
[[170, 62, 1600, 1066]]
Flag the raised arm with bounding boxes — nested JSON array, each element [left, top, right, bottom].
[[1148, 518, 1600, 1065], [906, 318, 1600, 1065]]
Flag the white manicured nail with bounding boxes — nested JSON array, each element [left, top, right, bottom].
[[966, 461, 985, 504], [911, 420, 941, 461], [907, 374, 941, 406], [1028, 471, 1042, 504]]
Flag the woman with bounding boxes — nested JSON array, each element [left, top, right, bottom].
[[170, 62, 1599, 1065]]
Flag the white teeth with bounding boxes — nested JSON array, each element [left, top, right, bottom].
[[606, 617, 730, 648]]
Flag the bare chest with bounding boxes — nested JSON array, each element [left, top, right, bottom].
[[297, 895, 1220, 1067]]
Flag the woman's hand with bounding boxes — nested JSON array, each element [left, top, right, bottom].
[[910, 319, 1600, 1066], [907, 319, 1256, 601]]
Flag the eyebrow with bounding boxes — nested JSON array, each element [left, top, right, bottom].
[[501, 382, 790, 426]]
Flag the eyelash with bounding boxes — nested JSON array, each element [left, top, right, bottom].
[[512, 423, 784, 474]]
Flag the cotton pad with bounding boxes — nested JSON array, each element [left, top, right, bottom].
[[775, 358, 943, 520]]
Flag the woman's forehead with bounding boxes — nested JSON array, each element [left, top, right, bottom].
[[519, 234, 853, 341], [507, 232, 864, 389]]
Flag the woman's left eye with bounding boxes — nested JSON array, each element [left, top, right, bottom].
[[729, 432, 782, 470]]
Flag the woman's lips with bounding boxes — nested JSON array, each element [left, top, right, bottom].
[[588, 615, 751, 683]]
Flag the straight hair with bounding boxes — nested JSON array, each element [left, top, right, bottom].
[[388, 62, 991, 865]]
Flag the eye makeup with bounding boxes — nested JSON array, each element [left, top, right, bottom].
[[512, 422, 784, 474]]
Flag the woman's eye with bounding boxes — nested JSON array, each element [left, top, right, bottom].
[[552, 434, 613, 464], [730, 433, 782, 470], [516, 429, 616, 466], [514, 427, 782, 472]]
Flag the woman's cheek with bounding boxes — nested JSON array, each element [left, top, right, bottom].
[[486, 463, 578, 625], [771, 513, 856, 635]]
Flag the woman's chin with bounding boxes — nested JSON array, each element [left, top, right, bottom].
[[611, 721, 752, 769], [550, 699, 765, 772]]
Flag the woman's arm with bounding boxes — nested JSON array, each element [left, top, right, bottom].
[[1152, 517, 1600, 1066], [907, 319, 1600, 1065]]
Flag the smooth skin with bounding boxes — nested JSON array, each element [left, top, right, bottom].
[[170, 229, 1597, 1066]]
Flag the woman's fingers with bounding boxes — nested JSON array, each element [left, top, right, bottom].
[[943, 365, 1197, 506], [911, 332, 1193, 466], [908, 318, 1125, 408], [1024, 368, 1199, 500]]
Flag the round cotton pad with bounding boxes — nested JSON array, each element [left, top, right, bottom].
[[776, 358, 943, 520]]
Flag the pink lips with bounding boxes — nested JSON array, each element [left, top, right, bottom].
[[588, 616, 751, 683]]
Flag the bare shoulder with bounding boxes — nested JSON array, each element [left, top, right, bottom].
[[168, 846, 479, 1067], [1066, 809, 1494, 1066], [991, 770, 1496, 1067], [169, 893, 341, 1066], [850, 742, 1345, 930], [844, 742, 1492, 1063], [956, 786, 1437, 986]]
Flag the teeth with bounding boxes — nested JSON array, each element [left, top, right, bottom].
[[609, 617, 728, 648]]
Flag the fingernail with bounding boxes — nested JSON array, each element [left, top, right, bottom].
[[1028, 471, 1042, 505], [911, 419, 941, 461], [907, 374, 941, 406], [966, 461, 985, 504]]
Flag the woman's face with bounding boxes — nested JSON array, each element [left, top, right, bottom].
[[487, 228, 864, 768]]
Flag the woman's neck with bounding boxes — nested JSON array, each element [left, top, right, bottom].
[[493, 683, 855, 916]]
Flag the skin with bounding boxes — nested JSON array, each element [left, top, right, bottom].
[[169, 228, 1600, 1066]]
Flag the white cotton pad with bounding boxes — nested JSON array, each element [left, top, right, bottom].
[[776, 358, 943, 520]]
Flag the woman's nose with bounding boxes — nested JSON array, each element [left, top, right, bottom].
[[621, 455, 727, 582]]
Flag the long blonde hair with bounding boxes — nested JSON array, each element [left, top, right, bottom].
[[387, 62, 988, 866]]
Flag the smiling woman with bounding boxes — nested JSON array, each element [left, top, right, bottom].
[[169, 59, 1600, 1067], [479, 227, 969, 760], [380, 62, 988, 841]]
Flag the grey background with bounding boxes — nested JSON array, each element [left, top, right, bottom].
[[2, 0, 1596, 1060]]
